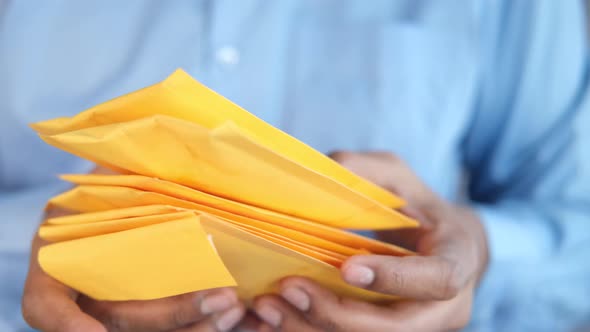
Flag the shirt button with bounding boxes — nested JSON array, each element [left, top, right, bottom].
[[215, 46, 240, 67]]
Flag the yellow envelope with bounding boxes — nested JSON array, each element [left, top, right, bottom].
[[40, 211, 194, 242], [40, 212, 395, 302], [60, 174, 413, 255], [50, 185, 412, 257], [199, 215, 395, 303], [33, 69, 416, 303], [49, 185, 365, 257], [39, 215, 237, 301], [46, 204, 183, 225], [39, 117, 415, 230], [45, 207, 349, 267], [229, 224, 346, 267], [31, 69, 401, 208]]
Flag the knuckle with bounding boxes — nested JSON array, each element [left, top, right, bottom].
[[184, 321, 216, 332], [103, 308, 129, 332], [375, 151, 399, 163], [329, 151, 357, 164], [169, 305, 193, 328], [60, 316, 89, 332], [21, 293, 37, 327], [20, 286, 51, 330], [174, 292, 201, 314], [306, 300, 343, 332], [311, 312, 339, 332], [434, 259, 461, 300], [381, 263, 406, 294]]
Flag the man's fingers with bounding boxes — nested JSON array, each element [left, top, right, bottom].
[[330, 151, 440, 211], [263, 277, 400, 331], [256, 276, 473, 332], [232, 312, 266, 332], [329, 151, 416, 194], [171, 304, 246, 332], [385, 282, 475, 331], [254, 294, 321, 332], [78, 287, 239, 332], [341, 255, 463, 300], [330, 151, 406, 193], [22, 276, 106, 332]]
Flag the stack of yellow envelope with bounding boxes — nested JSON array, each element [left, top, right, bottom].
[[31, 69, 419, 303]]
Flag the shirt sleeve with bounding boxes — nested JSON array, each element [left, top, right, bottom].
[[0, 182, 74, 330], [0, 182, 71, 252], [463, 1, 590, 329], [465, 0, 590, 262]]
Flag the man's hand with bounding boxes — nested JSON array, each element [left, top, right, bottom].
[[22, 169, 246, 332], [253, 152, 489, 331]]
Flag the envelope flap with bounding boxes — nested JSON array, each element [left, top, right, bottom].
[[31, 69, 403, 207], [39, 215, 236, 301], [200, 215, 396, 303]]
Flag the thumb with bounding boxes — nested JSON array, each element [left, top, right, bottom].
[[340, 254, 461, 301]]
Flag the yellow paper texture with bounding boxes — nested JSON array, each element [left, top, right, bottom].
[[46, 204, 183, 225], [200, 215, 395, 303], [40, 211, 194, 242], [49, 185, 376, 257], [227, 221, 348, 263], [45, 206, 349, 267], [231, 225, 345, 267], [39, 215, 237, 301], [40, 211, 396, 302], [31, 69, 401, 208], [52, 181, 414, 256], [60, 174, 412, 255], [39, 117, 415, 230]]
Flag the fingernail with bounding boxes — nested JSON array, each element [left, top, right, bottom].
[[281, 287, 310, 312], [344, 264, 375, 287], [256, 305, 282, 327], [200, 291, 236, 314], [215, 306, 244, 332]]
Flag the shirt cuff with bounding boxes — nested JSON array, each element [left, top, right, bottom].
[[0, 181, 71, 253], [475, 203, 557, 262]]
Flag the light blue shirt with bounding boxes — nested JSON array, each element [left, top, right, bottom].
[[1, 1, 589, 331]]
